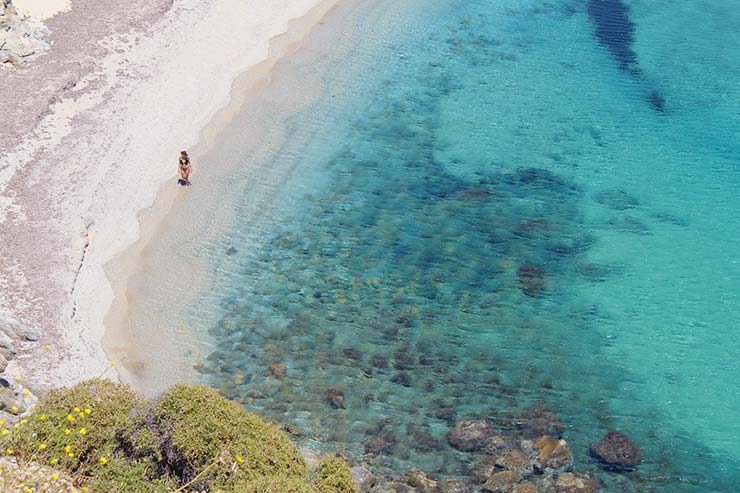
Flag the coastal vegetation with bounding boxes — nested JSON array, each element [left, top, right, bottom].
[[0, 380, 357, 492]]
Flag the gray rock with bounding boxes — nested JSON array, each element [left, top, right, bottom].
[[0, 330, 16, 360], [0, 410, 14, 423], [0, 353, 7, 373], [350, 465, 376, 493], [0, 315, 40, 341], [0, 387, 22, 413], [0, 3, 50, 66]]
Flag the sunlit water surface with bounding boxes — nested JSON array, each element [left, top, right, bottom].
[[129, 1, 740, 491]]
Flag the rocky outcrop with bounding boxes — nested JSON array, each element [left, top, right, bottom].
[[589, 432, 642, 471], [0, 314, 40, 419], [0, 0, 50, 68]]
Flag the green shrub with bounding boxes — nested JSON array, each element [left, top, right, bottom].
[[314, 455, 357, 493], [236, 475, 318, 493], [0, 380, 359, 492], [5, 380, 144, 471], [155, 384, 308, 490], [87, 456, 173, 493]]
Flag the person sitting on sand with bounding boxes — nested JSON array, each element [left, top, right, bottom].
[[178, 150, 191, 186]]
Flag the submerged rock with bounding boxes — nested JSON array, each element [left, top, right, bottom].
[[513, 408, 566, 438], [470, 459, 497, 484], [589, 431, 642, 471], [532, 435, 573, 472], [544, 472, 601, 493], [494, 449, 532, 476], [512, 483, 537, 493], [447, 419, 499, 452], [350, 465, 376, 493], [267, 363, 287, 379], [391, 371, 413, 387], [370, 354, 389, 368], [441, 478, 471, 493], [406, 468, 439, 493], [593, 188, 640, 210], [517, 265, 548, 297], [481, 470, 522, 493], [343, 347, 363, 361], [325, 388, 346, 409], [407, 422, 444, 452], [364, 433, 397, 455]]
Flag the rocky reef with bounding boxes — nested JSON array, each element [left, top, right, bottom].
[[0, 0, 50, 68]]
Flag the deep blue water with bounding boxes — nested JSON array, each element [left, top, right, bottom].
[[177, 0, 740, 491]]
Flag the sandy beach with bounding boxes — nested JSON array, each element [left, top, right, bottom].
[[0, 0, 339, 395]]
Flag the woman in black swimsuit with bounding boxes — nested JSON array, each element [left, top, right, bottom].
[[178, 150, 191, 186]]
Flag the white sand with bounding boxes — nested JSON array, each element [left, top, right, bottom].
[[0, 0, 339, 392], [12, 0, 70, 20]]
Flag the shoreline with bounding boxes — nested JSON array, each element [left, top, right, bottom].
[[0, 0, 342, 395], [103, 0, 347, 395]]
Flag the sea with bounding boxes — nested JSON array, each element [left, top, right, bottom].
[[123, 0, 740, 491]]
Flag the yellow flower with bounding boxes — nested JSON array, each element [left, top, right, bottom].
[[64, 445, 72, 453], [0, 419, 4, 426], [79, 412, 86, 419], [25, 488, 33, 493], [99, 456, 108, 465], [44, 344, 52, 351], [5, 448, 13, 455], [20, 419, 28, 425], [64, 428, 71, 435], [110, 360, 117, 367], [50, 458, 59, 465], [79, 428, 87, 436], [67, 452, 75, 458], [74, 407, 81, 413], [23, 389, 31, 396], [66, 414, 76, 423], [52, 472, 59, 481], [84, 408, 92, 415], [235, 454, 245, 464], [39, 414, 48, 422], [38, 443, 47, 451], [1, 429, 9, 436], [10, 406, 19, 413]]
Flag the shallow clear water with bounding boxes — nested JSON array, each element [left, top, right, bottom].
[[159, 0, 740, 490]]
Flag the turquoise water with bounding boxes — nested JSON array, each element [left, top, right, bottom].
[[190, 0, 740, 490]]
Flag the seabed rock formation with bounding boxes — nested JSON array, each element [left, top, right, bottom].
[[0, 0, 50, 68]]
